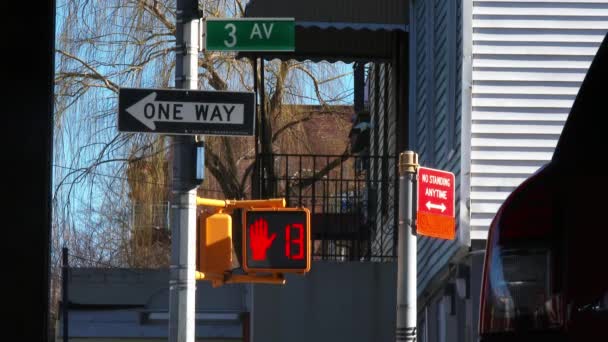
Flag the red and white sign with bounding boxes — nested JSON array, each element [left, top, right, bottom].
[[417, 166, 456, 240]]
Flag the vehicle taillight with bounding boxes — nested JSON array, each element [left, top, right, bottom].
[[480, 164, 565, 335]]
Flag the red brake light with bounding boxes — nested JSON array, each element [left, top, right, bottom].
[[480, 164, 565, 335]]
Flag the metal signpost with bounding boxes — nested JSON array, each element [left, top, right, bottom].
[[168, 1, 199, 341], [396, 152, 419, 342], [204, 18, 295, 52], [116, 4, 297, 341], [396, 152, 456, 342]]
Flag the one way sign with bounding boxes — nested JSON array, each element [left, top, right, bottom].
[[118, 87, 255, 136]]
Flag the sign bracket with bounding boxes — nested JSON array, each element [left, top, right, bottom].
[[199, 17, 206, 52]]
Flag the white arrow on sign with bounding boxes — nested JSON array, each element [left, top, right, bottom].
[[125, 92, 245, 130], [426, 201, 446, 213]]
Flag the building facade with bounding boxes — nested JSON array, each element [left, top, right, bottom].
[[400, 1, 608, 341], [63, 2, 608, 342], [242, 0, 607, 340]]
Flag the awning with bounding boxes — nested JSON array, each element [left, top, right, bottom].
[[238, 0, 408, 62]]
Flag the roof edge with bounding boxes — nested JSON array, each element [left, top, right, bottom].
[[296, 21, 407, 32]]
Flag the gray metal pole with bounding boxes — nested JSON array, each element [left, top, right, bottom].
[[396, 151, 418, 342], [169, 1, 199, 342], [62, 247, 68, 342]]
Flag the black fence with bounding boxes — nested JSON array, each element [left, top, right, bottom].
[[257, 153, 398, 261]]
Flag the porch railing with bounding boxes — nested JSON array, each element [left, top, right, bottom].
[[256, 153, 398, 261]]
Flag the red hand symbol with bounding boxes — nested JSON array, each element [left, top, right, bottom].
[[249, 218, 276, 261]]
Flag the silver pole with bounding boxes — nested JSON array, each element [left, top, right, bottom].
[[169, 1, 199, 341], [396, 151, 418, 342]]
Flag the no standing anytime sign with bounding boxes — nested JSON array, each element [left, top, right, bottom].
[[417, 166, 455, 240]]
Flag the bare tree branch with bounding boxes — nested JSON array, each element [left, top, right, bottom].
[[57, 49, 120, 93]]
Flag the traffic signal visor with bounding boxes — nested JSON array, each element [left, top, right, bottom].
[[198, 212, 232, 275]]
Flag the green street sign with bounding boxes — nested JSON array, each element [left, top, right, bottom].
[[205, 18, 295, 52]]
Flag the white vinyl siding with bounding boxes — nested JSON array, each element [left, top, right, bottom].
[[470, 0, 608, 238]]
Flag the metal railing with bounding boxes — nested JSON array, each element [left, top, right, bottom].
[[257, 153, 398, 261]]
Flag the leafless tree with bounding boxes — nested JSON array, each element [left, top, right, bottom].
[[51, 0, 353, 329]]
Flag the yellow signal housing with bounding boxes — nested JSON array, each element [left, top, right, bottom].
[[196, 197, 292, 287], [196, 197, 286, 209], [199, 212, 233, 275]]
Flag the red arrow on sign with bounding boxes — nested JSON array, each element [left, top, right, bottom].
[[417, 166, 455, 240]]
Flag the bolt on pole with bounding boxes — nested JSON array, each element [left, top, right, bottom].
[[396, 151, 418, 342], [169, 1, 200, 342]]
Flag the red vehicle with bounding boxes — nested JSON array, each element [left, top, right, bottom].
[[478, 33, 608, 341]]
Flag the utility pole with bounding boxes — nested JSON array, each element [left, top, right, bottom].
[[396, 151, 418, 342], [169, 1, 199, 341]]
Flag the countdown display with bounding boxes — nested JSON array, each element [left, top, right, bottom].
[[243, 208, 311, 273]]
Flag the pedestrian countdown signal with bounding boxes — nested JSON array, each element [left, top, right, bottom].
[[243, 208, 311, 273]]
